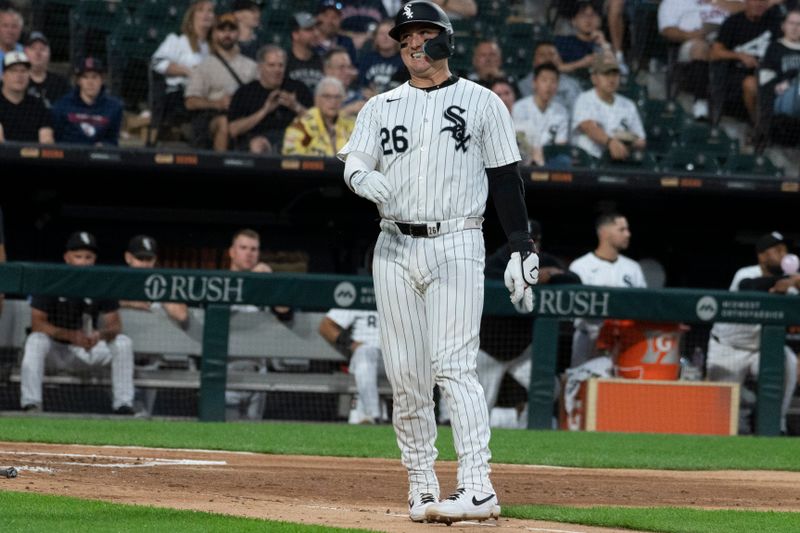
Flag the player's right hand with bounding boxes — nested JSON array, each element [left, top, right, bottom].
[[351, 170, 392, 204]]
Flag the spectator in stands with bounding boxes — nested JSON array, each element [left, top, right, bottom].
[[356, 19, 402, 96], [710, 0, 783, 125], [555, 1, 612, 78], [338, 0, 390, 50], [761, 8, 800, 117], [151, 0, 215, 121], [0, 51, 53, 144], [120, 235, 189, 327], [225, 228, 292, 421], [185, 13, 257, 151], [658, 0, 739, 120], [322, 47, 364, 115], [23, 31, 70, 109], [316, 0, 358, 64], [572, 53, 646, 160], [287, 12, 325, 93], [231, 0, 263, 60], [569, 212, 647, 367], [319, 307, 386, 424], [20, 231, 135, 415], [513, 63, 569, 166], [517, 41, 582, 112], [706, 231, 799, 434], [51, 58, 123, 146], [228, 45, 312, 154], [606, 0, 631, 76], [467, 39, 507, 86], [489, 77, 517, 113], [0, 5, 22, 73], [282, 76, 355, 156]]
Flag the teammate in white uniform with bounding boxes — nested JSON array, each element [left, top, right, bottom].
[[707, 232, 799, 434], [337, 1, 539, 524], [319, 308, 385, 423], [569, 213, 647, 366]]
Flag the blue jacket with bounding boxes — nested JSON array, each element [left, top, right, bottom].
[[51, 87, 123, 146]]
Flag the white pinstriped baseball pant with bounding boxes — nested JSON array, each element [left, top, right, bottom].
[[373, 226, 494, 496], [350, 344, 385, 422], [20, 332, 135, 410]]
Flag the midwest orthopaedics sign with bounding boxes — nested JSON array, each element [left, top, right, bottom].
[[144, 274, 245, 303]]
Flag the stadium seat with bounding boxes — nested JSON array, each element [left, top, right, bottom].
[[599, 150, 658, 170], [642, 98, 686, 130], [107, 22, 167, 108], [645, 123, 679, 155], [542, 144, 595, 169], [134, 0, 189, 35], [660, 147, 721, 174], [679, 125, 738, 161], [618, 80, 648, 107], [70, 0, 129, 62], [723, 154, 783, 177]]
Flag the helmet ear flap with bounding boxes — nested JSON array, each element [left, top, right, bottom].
[[422, 31, 454, 60]]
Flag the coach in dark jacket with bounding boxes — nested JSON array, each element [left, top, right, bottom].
[[51, 57, 123, 146]]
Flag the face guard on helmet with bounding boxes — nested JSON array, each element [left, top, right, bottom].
[[389, 0, 454, 61]]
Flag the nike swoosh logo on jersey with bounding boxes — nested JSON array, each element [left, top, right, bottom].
[[472, 494, 495, 506], [386, 97, 403, 102]]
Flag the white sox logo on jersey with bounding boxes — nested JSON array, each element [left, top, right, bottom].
[[441, 105, 470, 152], [403, 4, 413, 18]]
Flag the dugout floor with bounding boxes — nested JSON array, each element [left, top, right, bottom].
[[2, 442, 800, 532]]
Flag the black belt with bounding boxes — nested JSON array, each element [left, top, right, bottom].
[[395, 222, 441, 238]]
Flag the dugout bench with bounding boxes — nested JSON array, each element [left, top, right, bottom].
[[0, 299, 392, 418]]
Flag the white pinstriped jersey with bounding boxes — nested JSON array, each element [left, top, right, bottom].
[[326, 308, 381, 348], [710, 265, 762, 350], [337, 78, 521, 222]]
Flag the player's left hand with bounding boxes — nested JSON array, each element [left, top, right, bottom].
[[504, 251, 539, 312]]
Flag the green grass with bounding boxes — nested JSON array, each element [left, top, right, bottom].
[[504, 504, 800, 533], [0, 491, 373, 532], [2, 417, 800, 532], [0, 417, 798, 471]]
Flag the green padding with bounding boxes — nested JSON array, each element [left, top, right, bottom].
[[0, 263, 23, 292], [200, 305, 230, 422], [7, 262, 800, 321], [756, 325, 786, 436], [527, 318, 560, 430]]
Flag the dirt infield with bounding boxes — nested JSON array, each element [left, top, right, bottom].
[[2, 442, 800, 532]]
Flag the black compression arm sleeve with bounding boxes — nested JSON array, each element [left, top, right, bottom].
[[487, 163, 533, 253]]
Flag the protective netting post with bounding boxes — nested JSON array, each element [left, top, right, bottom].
[[527, 317, 559, 430], [756, 324, 785, 436], [199, 305, 230, 422]]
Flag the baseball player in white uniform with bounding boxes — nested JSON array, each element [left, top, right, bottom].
[[319, 308, 385, 423], [707, 232, 799, 434], [20, 231, 135, 414], [337, 1, 539, 524], [569, 213, 647, 367]]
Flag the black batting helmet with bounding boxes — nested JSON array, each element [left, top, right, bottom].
[[389, 0, 454, 59]]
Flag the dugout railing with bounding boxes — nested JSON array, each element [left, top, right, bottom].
[[0, 262, 796, 436]]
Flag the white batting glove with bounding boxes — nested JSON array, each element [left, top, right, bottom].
[[504, 251, 539, 312], [350, 170, 391, 204]]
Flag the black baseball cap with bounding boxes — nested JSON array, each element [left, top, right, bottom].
[[755, 231, 788, 253], [65, 231, 98, 253], [74, 56, 105, 76], [26, 31, 49, 47], [127, 235, 158, 259]]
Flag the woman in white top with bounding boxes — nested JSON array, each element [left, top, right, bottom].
[[151, 0, 215, 94]]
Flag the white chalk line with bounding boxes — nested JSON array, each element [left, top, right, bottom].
[[0, 450, 225, 468]]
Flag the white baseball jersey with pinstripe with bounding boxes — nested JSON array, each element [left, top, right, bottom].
[[338, 77, 520, 496]]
